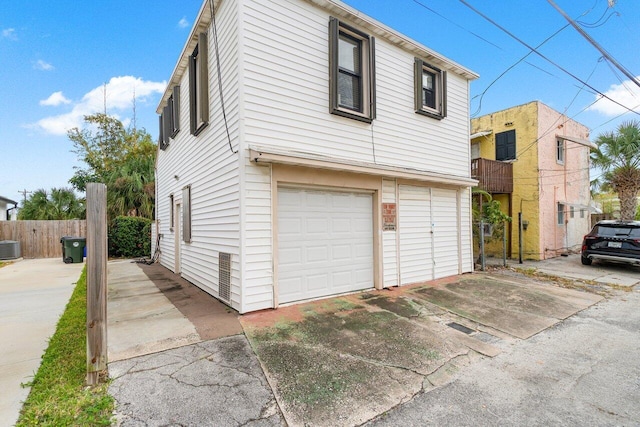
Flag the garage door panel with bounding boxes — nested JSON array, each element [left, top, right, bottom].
[[399, 186, 433, 285], [278, 187, 374, 304]]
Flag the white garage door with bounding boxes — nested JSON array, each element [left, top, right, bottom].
[[277, 187, 374, 304], [399, 185, 433, 285], [432, 188, 460, 278]]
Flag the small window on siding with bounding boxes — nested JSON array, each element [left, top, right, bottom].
[[169, 194, 174, 231], [182, 185, 192, 243], [414, 58, 446, 119], [189, 32, 209, 135], [556, 138, 565, 164], [570, 206, 574, 218], [580, 208, 585, 218], [329, 17, 376, 123], [557, 203, 565, 225], [496, 130, 516, 161]]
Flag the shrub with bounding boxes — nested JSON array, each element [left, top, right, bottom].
[[108, 216, 152, 258]]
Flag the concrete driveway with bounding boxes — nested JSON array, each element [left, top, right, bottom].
[[512, 254, 639, 289], [0, 258, 84, 427], [241, 274, 602, 427], [107, 260, 608, 427]]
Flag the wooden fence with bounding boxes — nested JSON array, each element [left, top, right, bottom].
[[0, 220, 87, 259]]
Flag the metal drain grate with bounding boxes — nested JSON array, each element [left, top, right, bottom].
[[219, 252, 231, 302], [446, 322, 474, 334]]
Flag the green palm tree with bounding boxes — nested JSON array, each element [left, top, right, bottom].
[[18, 188, 85, 220], [105, 139, 156, 219], [591, 120, 640, 220]]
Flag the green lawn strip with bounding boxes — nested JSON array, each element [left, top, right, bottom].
[[16, 267, 114, 426]]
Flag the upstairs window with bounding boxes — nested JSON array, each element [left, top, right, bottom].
[[329, 17, 376, 123], [496, 130, 516, 161], [189, 32, 209, 135], [159, 85, 181, 149], [556, 138, 565, 164], [414, 59, 446, 119]]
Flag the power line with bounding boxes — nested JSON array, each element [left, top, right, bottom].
[[458, 0, 640, 117], [546, 0, 640, 90]]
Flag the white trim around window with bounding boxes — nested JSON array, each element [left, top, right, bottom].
[[329, 17, 376, 123], [415, 58, 446, 119]]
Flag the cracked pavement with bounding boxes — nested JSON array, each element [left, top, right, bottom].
[[109, 336, 284, 426]]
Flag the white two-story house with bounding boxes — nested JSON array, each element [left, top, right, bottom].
[[155, 0, 478, 313]]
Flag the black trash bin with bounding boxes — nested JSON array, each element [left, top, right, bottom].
[[60, 236, 86, 263]]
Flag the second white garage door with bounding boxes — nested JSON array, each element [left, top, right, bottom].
[[277, 187, 374, 304]]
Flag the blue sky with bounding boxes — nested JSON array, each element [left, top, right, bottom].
[[1, 0, 638, 204]]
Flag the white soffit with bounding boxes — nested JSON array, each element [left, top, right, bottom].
[[249, 145, 478, 188]]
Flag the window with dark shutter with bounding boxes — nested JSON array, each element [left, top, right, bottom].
[[495, 130, 516, 161], [189, 32, 209, 136], [329, 17, 375, 123], [414, 58, 446, 119]]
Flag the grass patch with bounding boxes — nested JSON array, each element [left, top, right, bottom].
[[16, 267, 114, 426]]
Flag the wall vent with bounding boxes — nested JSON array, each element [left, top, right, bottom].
[[219, 252, 231, 302]]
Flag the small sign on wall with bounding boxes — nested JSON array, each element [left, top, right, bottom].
[[382, 203, 396, 231]]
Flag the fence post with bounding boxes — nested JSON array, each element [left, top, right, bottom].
[[479, 220, 485, 271], [503, 221, 507, 267], [86, 183, 107, 386]]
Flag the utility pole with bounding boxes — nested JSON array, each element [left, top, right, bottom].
[[18, 189, 31, 204]]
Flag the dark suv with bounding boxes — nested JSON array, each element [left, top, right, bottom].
[[581, 220, 640, 266]]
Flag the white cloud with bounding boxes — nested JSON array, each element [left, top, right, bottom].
[[178, 17, 189, 28], [34, 59, 54, 71], [31, 76, 166, 136], [40, 91, 72, 106], [588, 78, 640, 116], [2, 28, 17, 40]]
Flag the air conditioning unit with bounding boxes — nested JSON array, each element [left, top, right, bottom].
[[0, 240, 21, 260]]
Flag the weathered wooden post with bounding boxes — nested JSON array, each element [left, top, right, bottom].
[[86, 183, 107, 385]]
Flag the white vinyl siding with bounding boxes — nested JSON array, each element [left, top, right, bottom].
[[382, 178, 398, 287], [155, 0, 242, 311], [399, 185, 433, 285], [241, 0, 471, 178], [460, 188, 474, 273], [277, 187, 374, 304]]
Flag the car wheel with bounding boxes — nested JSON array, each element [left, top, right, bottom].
[[581, 256, 592, 266]]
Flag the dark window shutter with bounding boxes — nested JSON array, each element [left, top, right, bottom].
[[496, 130, 516, 161], [369, 36, 376, 120], [198, 32, 209, 124], [182, 185, 191, 243], [328, 17, 339, 114], [189, 50, 197, 135], [162, 105, 172, 147], [441, 71, 447, 118], [414, 58, 423, 112], [172, 85, 180, 135], [506, 130, 516, 159], [158, 114, 165, 150]]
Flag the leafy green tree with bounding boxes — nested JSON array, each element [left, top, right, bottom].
[[591, 120, 640, 220], [18, 188, 85, 220], [68, 114, 156, 219], [105, 139, 156, 219]]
